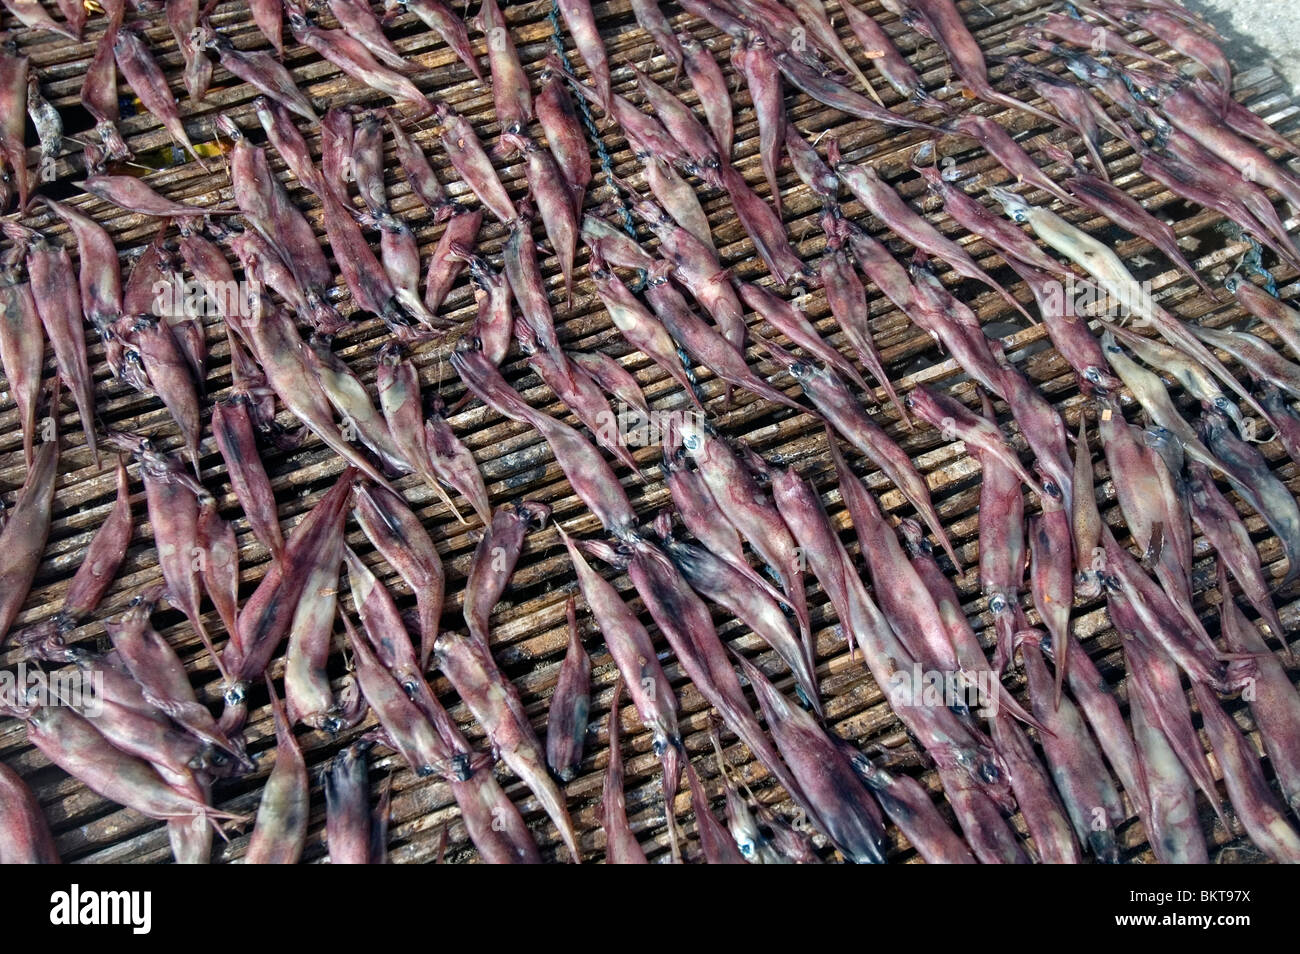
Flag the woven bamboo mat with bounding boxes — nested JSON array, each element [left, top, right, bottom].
[[1, 0, 1298, 863]]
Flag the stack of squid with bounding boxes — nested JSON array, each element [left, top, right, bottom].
[[0, 0, 1298, 864]]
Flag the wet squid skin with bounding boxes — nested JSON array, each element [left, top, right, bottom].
[[558, 525, 683, 851], [1218, 563, 1300, 819], [23, 703, 236, 835], [660, 532, 821, 718], [736, 654, 890, 864], [58, 458, 133, 626], [103, 586, 247, 767], [644, 156, 714, 256], [245, 679, 309, 865], [600, 679, 649, 864], [12, 227, 99, 464], [106, 433, 219, 672], [453, 346, 637, 536], [325, 743, 378, 866], [192, 24, 318, 122], [113, 24, 205, 165], [221, 470, 355, 720], [212, 396, 285, 560], [424, 210, 484, 314], [282, 492, 348, 734], [517, 320, 643, 475], [0, 259, 43, 469], [545, 598, 592, 783], [1019, 632, 1125, 863], [0, 434, 57, 648], [643, 264, 803, 413], [680, 33, 732, 159], [683, 757, 748, 864], [342, 613, 540, 864], [353, 483, 445, 673], [433, 629, 583, 863], [1186, 462, 1285, 642], [462, 500, 552, 653], [536, 69, 591, 221], [0, 761, 60, 864], [1116, 607, 1227, 827], [1192, 679, 1300, 864], [287, 2, 433, 115]]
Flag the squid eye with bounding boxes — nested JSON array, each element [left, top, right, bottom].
[[1012, 211, 1027, 223], [683, 434, 700, 451], [1214, 397, 1229, 410]]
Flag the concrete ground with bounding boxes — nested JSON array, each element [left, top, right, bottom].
[[1183, 0, 1300, 96]]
